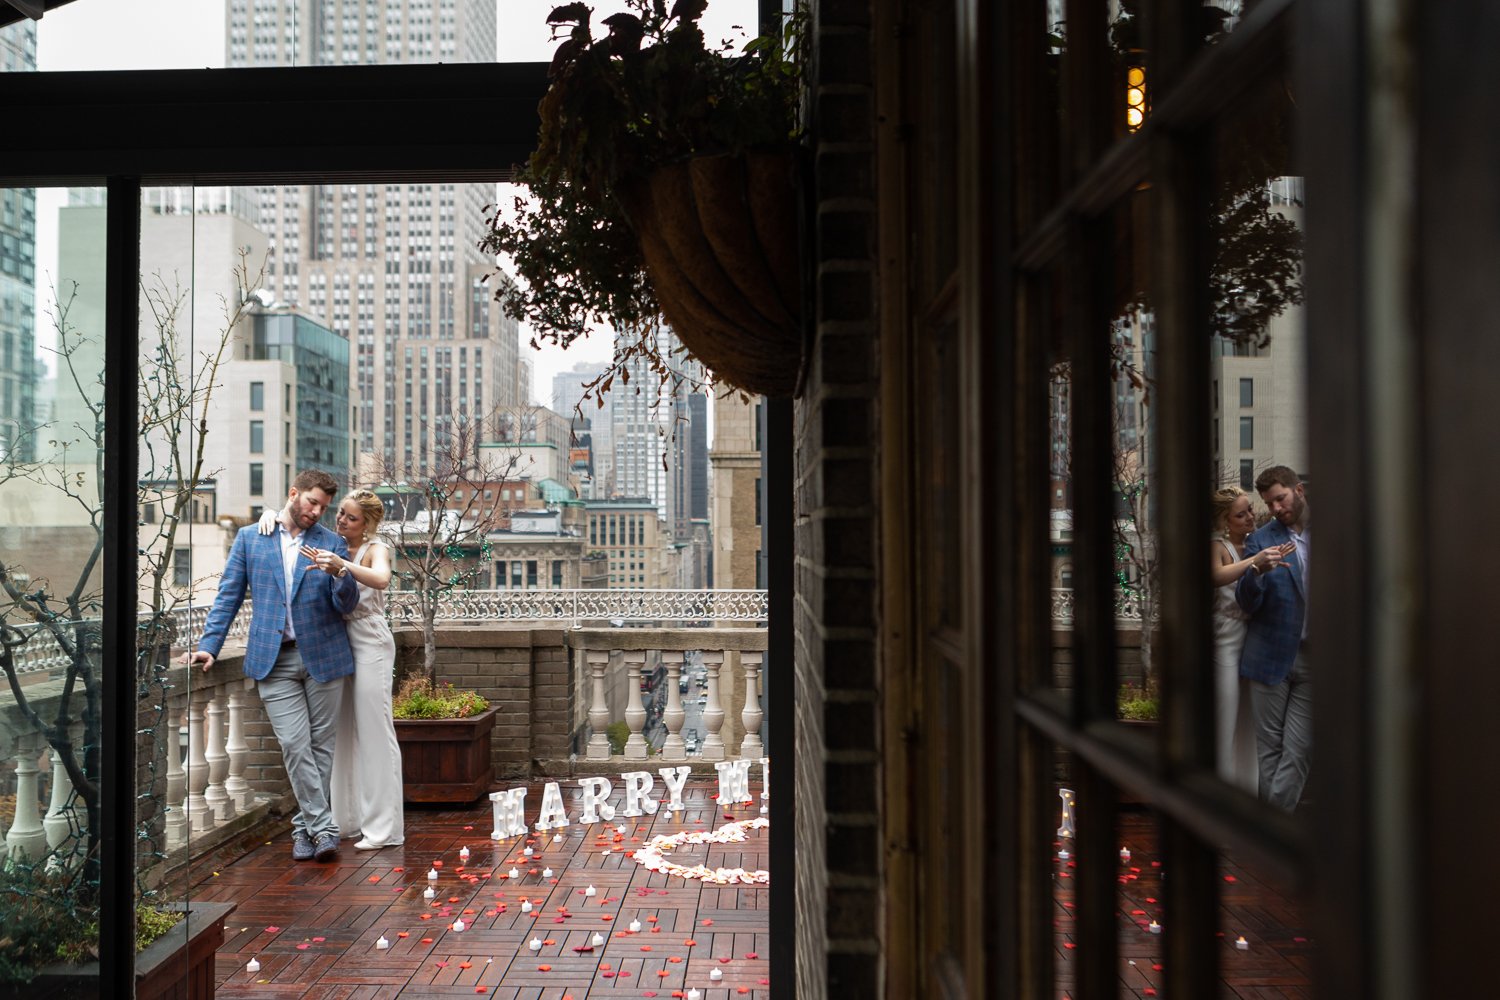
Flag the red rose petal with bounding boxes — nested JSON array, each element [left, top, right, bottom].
[[745, 952, 758, 960]]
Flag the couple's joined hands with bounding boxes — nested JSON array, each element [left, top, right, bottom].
[[256, 509, 346, 577], [1252, 540, 1297, 573]]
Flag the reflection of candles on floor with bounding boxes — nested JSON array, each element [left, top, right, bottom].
[[1148, 920, 1161, 934], [1057, 788, 1077, 838], [1235, 935, 1249, 950]]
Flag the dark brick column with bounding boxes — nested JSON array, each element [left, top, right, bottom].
[[797, 1, 882, 996]]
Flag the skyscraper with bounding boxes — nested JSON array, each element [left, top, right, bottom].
[[0, 22, 37, 463], [225, 0, 518, 478]]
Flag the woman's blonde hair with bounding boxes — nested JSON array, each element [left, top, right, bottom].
[[1210, 485, 1248, 535], [344, 488, 385, 540]]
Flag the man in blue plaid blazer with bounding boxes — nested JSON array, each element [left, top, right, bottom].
[[1235, 465, 1311, 813], [188, 469, 359, 862]]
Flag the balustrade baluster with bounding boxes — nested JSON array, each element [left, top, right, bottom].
[[165, 707, 188, 850], [6, 732, 47, 861], [660, 650, 686, 762], [204, 688, 234, 823], [701, 650, 726, 762], [623, 651, 648, 761], [740, 651, 765, 759], [186, 688, 212, 834], [43, 746, 77, 856], [224, 680, 252, 812], [586, 649, 611, 762]]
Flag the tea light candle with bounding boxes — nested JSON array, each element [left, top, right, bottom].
[[591, 932, 605, 947], [553, 832, 563, 843], [616, 824, 626, 834], [375, 935, 389, 950], [1058, 849, 1070, 861], [427, 868, 439, 880], [629, 919, 642, 933], [523, 846, 534, 857], [508, 867, 520, 879], [585, 884, 597, 897], [687, 990, 701, 1000], [452, 918, 466, 932], [459, 846, 470, 861], [529, 937, 543, 952], [1120, 847, 1131, 862], [1148, 920, 1161, 934], [246, 957, 261, 973], [761, 804, 768, 815], [521, 899, 533, 913], [710, 968, 724, 982], [423, 886, 436, 900], [542, 867, 554, 878], [1235, 935, 1249, 951]]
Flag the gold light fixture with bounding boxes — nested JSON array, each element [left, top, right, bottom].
[[1126, 65, 1147, 132]]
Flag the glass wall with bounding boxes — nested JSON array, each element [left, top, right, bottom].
[[0, 185, 108, 990]]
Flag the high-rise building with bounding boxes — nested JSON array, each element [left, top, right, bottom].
[[225, 0, 518, 478], [0, 22, 37, 463], [709, 393, 761, 590]]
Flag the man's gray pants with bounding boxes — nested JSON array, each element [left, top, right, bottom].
[[1250, 649, 1312, 812], [257, 644, 344, 840]]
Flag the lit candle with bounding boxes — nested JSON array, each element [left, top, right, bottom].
[[553, 832, 563, 843], [523, 846, 534, 857], [1120, 847, 1131, 863], [710, 968, 724, 982], [687, 990, 701, 1000], [375, 935, 389, 950], [1058, 849, 1070, 861], [529, 937, 543, 952], [459, 846, 471, 861], [521, 899, 533, 913], [585, 884, 597, 897], [1148, 920, 1161, 934], [602, 849, 612, 856], [1235, 935, 1249, 951], [508, 867, 520, 879], [452, 918, 466, 932], [246, 957, 261, 973], [423, 886, 436, 900], [616, 824, 626, 834], [591, 932, 605, 947], [629, 919, 642, 933], [427, 868, 439, 880], [761, 804, 768, 815], [542, 867, 554, 878]]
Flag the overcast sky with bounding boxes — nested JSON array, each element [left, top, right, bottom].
[[31, 0, 758, 405]]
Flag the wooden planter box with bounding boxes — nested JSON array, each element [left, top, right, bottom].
[[394, 706, 497, 804], [22, 900, 236, 1000]]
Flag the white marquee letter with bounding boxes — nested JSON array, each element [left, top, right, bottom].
[[534, 781, 570, 831], [621, 770, 659, 817], [578, 775, 616, 824], [715, 758, 753, 805], [489, 786, 528, 840], [658, 765, 690, 812]]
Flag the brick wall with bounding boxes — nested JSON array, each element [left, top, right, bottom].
[[394, 627, 573, 778], [798, 1, 881, 996]]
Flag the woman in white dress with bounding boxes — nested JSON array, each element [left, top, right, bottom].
[[267, 490, 404, 848], [1210, 487, 1289, 794]]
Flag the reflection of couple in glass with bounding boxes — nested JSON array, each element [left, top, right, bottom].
[[187, 469, 404, 863], [1211, 466, 1310, 812]]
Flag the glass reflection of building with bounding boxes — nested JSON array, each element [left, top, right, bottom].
[[0, 21, 36, 463], [250, 311, 352, 496]]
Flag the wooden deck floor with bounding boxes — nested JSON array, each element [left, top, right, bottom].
[[194, 779, 769, 999], [1053, 807, 1313, 999]]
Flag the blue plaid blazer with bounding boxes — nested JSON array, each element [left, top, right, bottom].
[[1234, 519, 1307, 686], [198, 522, 359, 682]]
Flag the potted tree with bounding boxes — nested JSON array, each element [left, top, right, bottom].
[[480, 0, 806, 398], [376, 415, 523, 803]]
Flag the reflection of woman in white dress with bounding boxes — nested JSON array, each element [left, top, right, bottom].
[[1210, 487, 1278, 794], [268, 490, 404, 848]]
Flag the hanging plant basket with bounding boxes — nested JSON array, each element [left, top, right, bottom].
[[618, 147, 803, 397]]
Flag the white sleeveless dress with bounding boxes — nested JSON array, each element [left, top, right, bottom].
[[1213, 537, 1258, 794], [331, 539, 404, 847]]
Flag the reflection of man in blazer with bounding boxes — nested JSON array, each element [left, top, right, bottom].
[[1235, 465, 1311, 812], [186, 470, 358, 862]]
